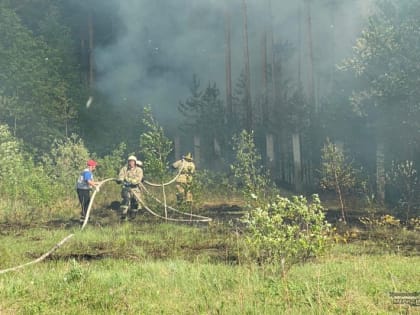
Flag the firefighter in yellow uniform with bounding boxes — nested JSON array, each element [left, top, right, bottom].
[[172, 152, 195, 204], [116, 155, 143, 221]]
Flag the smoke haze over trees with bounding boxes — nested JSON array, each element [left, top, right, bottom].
[[91, 0, 372, 120], [2, 0, 420, 208]]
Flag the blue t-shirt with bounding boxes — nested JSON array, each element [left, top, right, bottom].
[[76, 168, 93, 190]]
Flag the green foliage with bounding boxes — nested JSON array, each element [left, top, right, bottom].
[[42, 134, 91, 195], [407, 216, 420, 231], [359, 213, 420, 252], [36, 4, 81, 137], [97, 142, 127, 179], [0, 124, 24, 195], [193, 170, 233, 200], [139, 106, 173, 182], [386, 160, 418, 220], [64, 259, 85, 283], [0, 124, 56, 220], [177, 169, 233, 209], [242, 194, 331, 274], [1, 222, 419, 314], [320, 139, 357, 192], [282, 84, 309, 133], [341, 0, 420, 157], [319, 138, 359, 223], [230, 130, 272, 204], [179, 76, 226, 166], [360, 214, 401, 229], [20, 162, 56, 209], [0, 5, 80, 151], [232, 70, 251, 132]]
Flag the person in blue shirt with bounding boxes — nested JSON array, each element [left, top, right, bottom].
[[76, 159, 99, 223]]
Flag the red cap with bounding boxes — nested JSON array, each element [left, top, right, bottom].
[[87, 159, 97, 167]]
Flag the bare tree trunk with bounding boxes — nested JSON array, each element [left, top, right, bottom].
[[262, 31, 269, 125], [224, 10, 233, 123], [242, 0, 252, 131], [298, 2, 302, 86], [174, 135, 181, 160], [13, 115, 17, 137], [304, 0, 315, 107], [292, 133, 302, 192], [194, 135, 200, 167], [88, 11, 94, 89], [268, 0, 277, 108], [329, 1, 337, 93], [214, 138, 221, 157], [334, 169, 346, 224], [266, 133, 275, 172], [80, 37, 87, 85], [376, 141, 385, 203], [278, 133, 286, 183], [12, 89, 20, 136]]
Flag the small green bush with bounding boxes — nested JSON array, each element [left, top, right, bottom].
[[42, 134, 91, 195], [97, 142, 127, 179], [0, 124, 59, 221], [387, 160, 419, 221], [242, 194, 331, 274], [139, 106, 173, 182], [359, 214, 420, 253], [319, 138, 358, 224], [230, 130, 276, 207]]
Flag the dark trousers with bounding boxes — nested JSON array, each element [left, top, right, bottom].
[[121, 187, 139, 209], [77, 189, 91, 218]]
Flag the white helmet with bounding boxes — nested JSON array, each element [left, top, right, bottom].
[[128, 155, 137, 162]]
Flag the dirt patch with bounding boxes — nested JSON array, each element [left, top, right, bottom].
[[200, 203, 244, 222]]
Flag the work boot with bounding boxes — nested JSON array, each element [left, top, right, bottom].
[[129, 209, 138, 220], [176, 192, 183, 205], [120, 206, 129, 222], [79, 216, 85, 224]]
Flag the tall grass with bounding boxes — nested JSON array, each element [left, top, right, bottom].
[[0, 223, 418, 314]]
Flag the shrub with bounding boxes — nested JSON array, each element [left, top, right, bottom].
[[193, 170, 233, 201], [0, 124, 25, 198], [386, 160, 419, 221], [242, 194, 331, 275], [42, 134, 90, 196], [319, 138, 358, 224], [230, 130, 274, 206], [97, 142, 127, 179], [0, 124, 58, 221], [359, 213, 420, 253], [139, 106, 173, 182]]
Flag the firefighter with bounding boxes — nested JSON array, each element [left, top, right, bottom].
[[172, 152, 195, 204], [116, 155, 143, 221]]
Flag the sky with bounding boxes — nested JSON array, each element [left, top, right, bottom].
[[93, 0, 375, 123]]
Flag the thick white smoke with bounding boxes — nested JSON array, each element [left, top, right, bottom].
[[94, 0, 374, 122]]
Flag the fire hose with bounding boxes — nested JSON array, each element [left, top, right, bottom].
[[0, 166, 211, 275]]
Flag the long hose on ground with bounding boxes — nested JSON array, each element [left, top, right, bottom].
[[0, 177, 115, 275], [0, 234, 75, 275], [138, 183, 211, 222], [0, 166, 211, 274]]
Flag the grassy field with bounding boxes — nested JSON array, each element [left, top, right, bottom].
[[0, 215, 419, 315]]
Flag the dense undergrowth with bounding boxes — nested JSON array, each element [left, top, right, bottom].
[[0, 219, 418, 314], [1, 123, 419, 314]]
